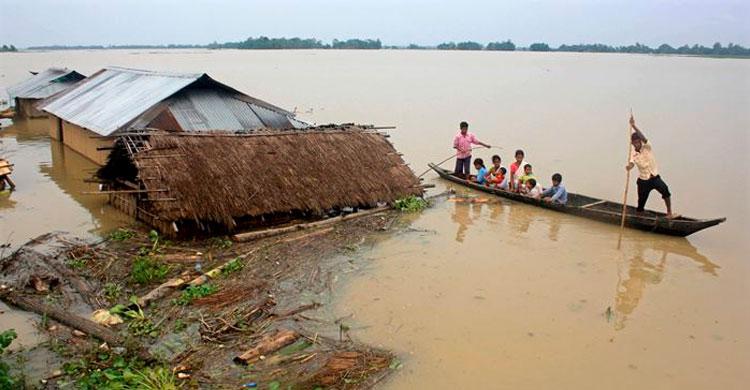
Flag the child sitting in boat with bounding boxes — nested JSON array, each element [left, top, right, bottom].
[[523, 178, 543, 199], [542, 173, 568, 205], [518, 164, 536, 191], [489, 167, 508, 189], [470, 158, 488, 184]]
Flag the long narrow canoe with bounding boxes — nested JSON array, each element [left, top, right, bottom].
[[429, 163, 725, 237]]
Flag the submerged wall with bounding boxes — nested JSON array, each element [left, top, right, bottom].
[[47, 116, 112, 165], [16, 98, 46, 118]]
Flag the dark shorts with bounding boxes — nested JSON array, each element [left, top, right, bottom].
[[454, 156, 472, 178], [636, 175, 671, 211]]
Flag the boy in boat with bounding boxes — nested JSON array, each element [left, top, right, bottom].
[[453, 121, 491, 179], [542, 173, 568, 205], [626, 116, 677, 218], [470, 158, 488, 184], [509, 149, 529, 191], [518, 164, 536, 189], [523, 178, 543, 199]]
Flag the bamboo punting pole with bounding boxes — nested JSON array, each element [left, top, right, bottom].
[[618, 111, 635, 249], [416, 145, 503, 179]]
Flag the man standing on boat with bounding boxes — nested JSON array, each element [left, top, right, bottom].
[[626, 116, 677, 219], [453, 121, 490, 179]]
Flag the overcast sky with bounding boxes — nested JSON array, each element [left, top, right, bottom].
[[1, 0, 748, 47]]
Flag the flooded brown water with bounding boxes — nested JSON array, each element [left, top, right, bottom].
[[1, 50, 749, 388]]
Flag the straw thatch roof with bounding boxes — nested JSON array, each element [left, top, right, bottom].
[[99, 125, 422, 233]]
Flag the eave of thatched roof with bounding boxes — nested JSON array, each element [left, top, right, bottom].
[[101, 126, 422, 230]]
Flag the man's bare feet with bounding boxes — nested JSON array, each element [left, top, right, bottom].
[[666, 213, 681, 219]]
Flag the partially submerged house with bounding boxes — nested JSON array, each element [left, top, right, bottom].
[[6, 68, 85, 118], [38, 67, 306, 165], [97, 125, 423, 236]]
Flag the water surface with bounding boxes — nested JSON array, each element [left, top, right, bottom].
[[0, 50, 748, 388]]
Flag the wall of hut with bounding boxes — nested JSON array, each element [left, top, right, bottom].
[[47, 116, 113, 165], [15, 98, 46, 118]]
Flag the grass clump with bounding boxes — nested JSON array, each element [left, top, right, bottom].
[[221, 257, 244, 276], [131, 255, 169, 285], [62, 353, 179, 389], [110, 296, 159, 337], [393, 196, 429, 212], [109, 228, 136, 242], [174, 284, 218, 306], [0, 329, 18, 389]]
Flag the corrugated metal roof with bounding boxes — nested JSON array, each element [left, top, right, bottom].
[[40, 67, 202, 136], [39, 66, 307, 136], [6, 68, 85, 101], [166, 88, 297, 132]]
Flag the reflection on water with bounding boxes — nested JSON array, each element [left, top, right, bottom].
[[614, 237, 720, 330], [0, 119, 131, 251]]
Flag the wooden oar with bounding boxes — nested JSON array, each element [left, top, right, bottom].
[[416, 146, 502, 179], [617, 111, 635, 249]]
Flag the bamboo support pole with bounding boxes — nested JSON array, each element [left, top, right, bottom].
[[233, 206, 390, 242]]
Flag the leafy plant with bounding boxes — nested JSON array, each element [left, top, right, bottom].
[[110, 297, 159, 337], [208, 236, 233, 250], [221, 257, 243, 276], [62, 353, 177, 389], [174, 284, 217, 306], [67, 255, 89, 270], [131, 367, 180, 390], [131, 255, 169, 285], [0, 329, 17, 389], [393, 196, 429, 212], [109, 228, 136, 242], [103, 282, 123, 303], [1, 330, 17, 354]]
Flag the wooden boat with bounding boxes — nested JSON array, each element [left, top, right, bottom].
[[428, 163, 725, 237]]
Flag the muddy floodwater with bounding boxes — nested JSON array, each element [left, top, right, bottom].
[[1, 50, 749, 388]]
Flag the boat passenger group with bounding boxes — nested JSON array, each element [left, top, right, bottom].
[[452, 121, 568, 205], [451, 117, 677, 218]]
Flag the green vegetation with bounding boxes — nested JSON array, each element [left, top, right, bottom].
[[110, 296, 159, 337], [62, 353, 178, 389], [0, 45, 17, 52], [131, 230, 169, 285], [109, 228, 136, 242], [103, 282, 123, 303], [24, 38, 750, 57], [206, 36, 382, 50], [131, 255, 169, 285], [529, 42, 551, 52], [393, 196, 429, 212], [332, 38, 382, 49], [486, 40, 516, 51], [67, 255, 89, 270], [174, 284, 218, 306], [437, 41, 483, 50], [208, 236, 233, 250], [221, 257, 244, 276], [0, 330, 18, 388]]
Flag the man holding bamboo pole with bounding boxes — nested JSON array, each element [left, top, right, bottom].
[[626, 115, 678, 219]]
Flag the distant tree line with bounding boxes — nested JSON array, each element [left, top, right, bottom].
[[206, 36, 381, 50], [27, 44, 204, 50], [22, 38, 750, 57], [0, 44, 18, 52], [431, 40, 750, 56]]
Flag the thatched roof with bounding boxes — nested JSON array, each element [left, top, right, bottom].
[[100, 126, 422, 231]]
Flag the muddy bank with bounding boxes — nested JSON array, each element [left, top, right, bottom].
[[0, 212, 412, 389]]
